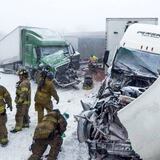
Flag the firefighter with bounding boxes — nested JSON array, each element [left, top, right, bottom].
[[0, 84, 12, 146], [34, 71, 59, 123], [28, 109, 68, 160], [89, 54, 98, 63], [10, 69, 31, 133], [88, 55, 98, 74]]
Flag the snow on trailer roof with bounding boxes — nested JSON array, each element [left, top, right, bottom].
[[120, 23, 160, 54], [20, 26, 64, 40]]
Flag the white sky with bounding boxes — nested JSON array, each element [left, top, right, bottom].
[[0, 0, 159, 33]]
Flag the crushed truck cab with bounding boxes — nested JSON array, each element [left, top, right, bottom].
[[77, 24, 160, 159], [0, 26, 80, 88], [108, 23, 160, 94]]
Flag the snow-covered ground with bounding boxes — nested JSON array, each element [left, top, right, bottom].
[[0, 72, 101, 160]]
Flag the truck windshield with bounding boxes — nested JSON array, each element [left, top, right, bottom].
[[40, 46, 69, 56], [113, 47, 160, 78]]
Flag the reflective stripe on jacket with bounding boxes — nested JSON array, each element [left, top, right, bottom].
[[15, 79, 31, 106], [0, 85, 12, 113]]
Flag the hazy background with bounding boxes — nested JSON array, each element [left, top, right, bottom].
[[0, 0, 159, 34]]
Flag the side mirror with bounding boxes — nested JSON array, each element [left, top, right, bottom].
[[69, 44, 75, 54], [103, 50, 110, 67]]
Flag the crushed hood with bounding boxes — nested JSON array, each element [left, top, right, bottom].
[[40, 50, 70, 69]]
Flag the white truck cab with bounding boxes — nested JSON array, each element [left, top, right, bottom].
[[118, 24, 160, 160], [120, 23, 160, 54], [77, 24, 160, 159], [107, 23, 160, 94]]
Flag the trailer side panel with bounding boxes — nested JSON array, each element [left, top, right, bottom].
[[0, 27, 21, 65]]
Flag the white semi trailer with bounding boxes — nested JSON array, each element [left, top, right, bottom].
[[105, 17, 158, 66]]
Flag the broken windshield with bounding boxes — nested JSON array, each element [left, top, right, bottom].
[[113, 47, 160, 78], [40, 46, 69, 57]]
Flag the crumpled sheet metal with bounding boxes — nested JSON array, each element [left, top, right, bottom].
[[118, 76, 160, 160]]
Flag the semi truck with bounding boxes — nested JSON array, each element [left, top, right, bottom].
[[117, 23, 160, 160], [0, 26, 80, 87], [105, 17, 158, 66], [77, 23, 160, 159]]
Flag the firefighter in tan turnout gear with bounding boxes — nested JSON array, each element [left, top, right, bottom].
[[28, 109, 68, 160], [34, 71, 59, 123], [11, 69, 31, 133], [0, 84, 12, 146]]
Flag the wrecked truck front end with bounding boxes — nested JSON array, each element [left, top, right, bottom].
[[108, 47, 159, 96], [76, 47, 160, 159], [40, 50, 80, 88], [76, 91, 141, 160]]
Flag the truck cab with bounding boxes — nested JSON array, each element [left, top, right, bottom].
[[21, 27, 80, 87], [108, 23, 160, 95], [33, 43, 80, 69], [22, 28, 80, 68], [76, 23, 160, 160]]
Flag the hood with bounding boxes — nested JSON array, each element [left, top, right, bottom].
[[40, 50, 70, 70]]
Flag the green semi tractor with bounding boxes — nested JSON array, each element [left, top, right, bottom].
[[0, 26, 80, 87]]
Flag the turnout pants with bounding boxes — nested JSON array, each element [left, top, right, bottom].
[[28, 135, 62, 160], [35, 101, 53, 123], [0, 113, 8, 143], [23, 105, 30, 126], [15, 104, 29, 130]]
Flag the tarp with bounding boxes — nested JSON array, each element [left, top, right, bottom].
[[118, 75, 160, 160]]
